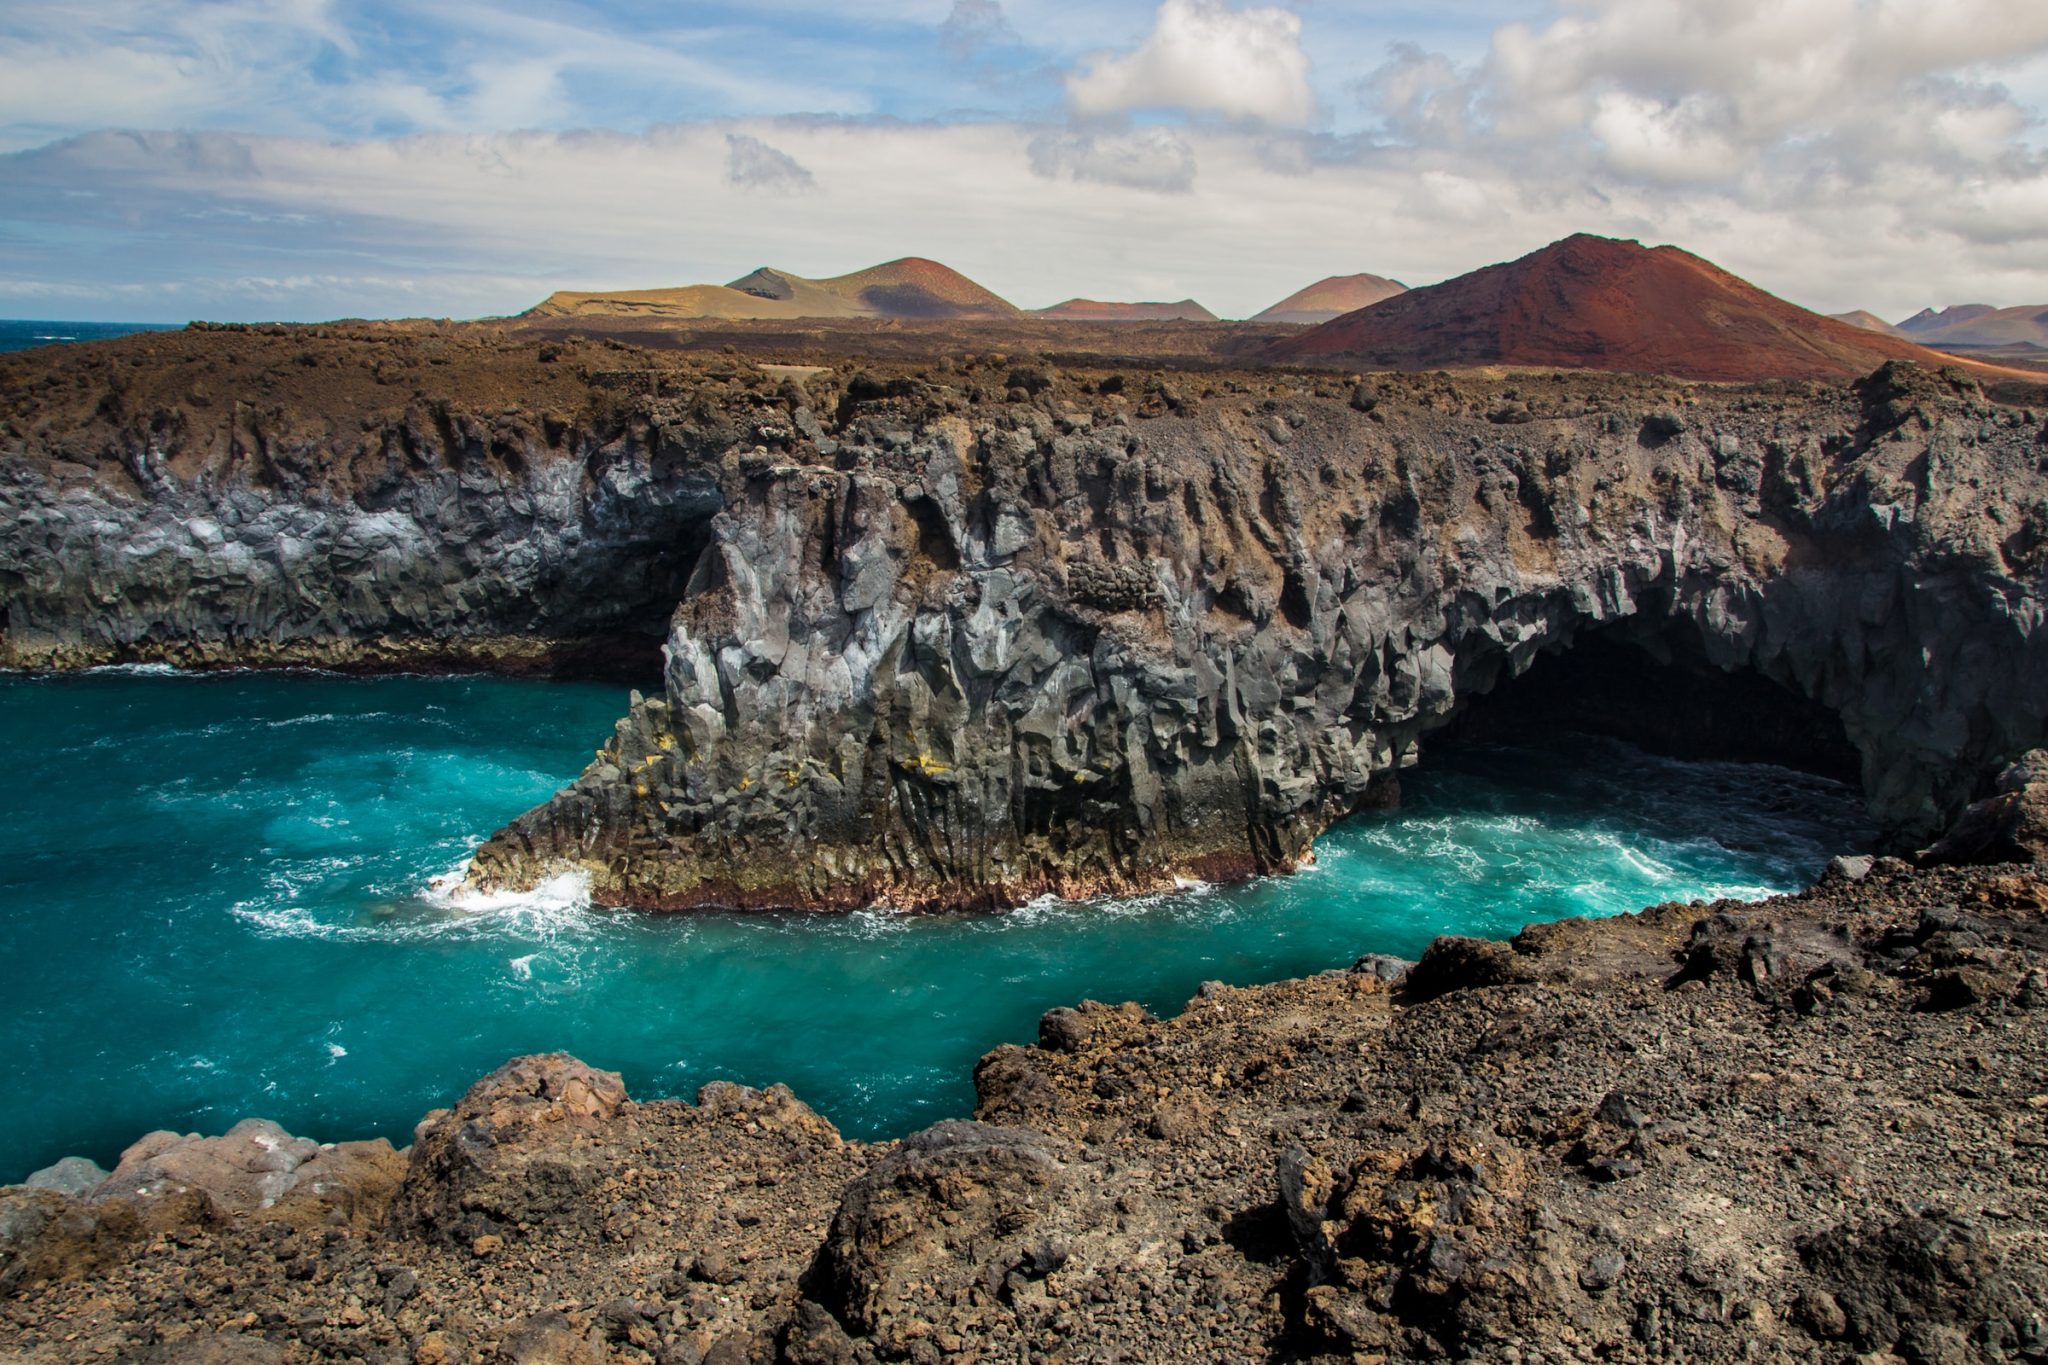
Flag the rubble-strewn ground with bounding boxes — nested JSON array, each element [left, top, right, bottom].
[[5, 848, 2045, 1364]]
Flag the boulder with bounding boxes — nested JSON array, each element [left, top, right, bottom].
[[1401, 936, 1532, 1001], [142, 1333, 286, 1364], [141, 1334, 284, 1365], [1919, 749, 2048, 866], [265, 1139, 408, 1232], [93, 1119, 321, 1216], [800, 1121, 1081, 1353], [389, 1054, 630, 1243], [494, 1311, 605, 1365], [1799, 1211, 2048, 1358], [0, 1186, 143, 1290], [21, 1155, 109, 1196]]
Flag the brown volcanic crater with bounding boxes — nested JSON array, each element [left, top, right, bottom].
[[1266, 234, 1970, 382], [526, 256, 1019, 323], [1252, 272, 1407, 325]]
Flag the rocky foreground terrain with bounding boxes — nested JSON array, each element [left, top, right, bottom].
[[5, 784, 2047, 1363]]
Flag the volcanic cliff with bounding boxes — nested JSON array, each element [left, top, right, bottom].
[[465, 358, 2048, 910], [4, 328, 2048, 913]]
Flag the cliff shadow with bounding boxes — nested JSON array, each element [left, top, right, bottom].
[[1435, 621, 1861, 785]]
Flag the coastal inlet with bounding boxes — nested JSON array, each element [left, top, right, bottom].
[[0, 669, 1871, 1181]]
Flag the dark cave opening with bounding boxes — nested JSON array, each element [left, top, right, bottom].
[[539, 513, 721, 686], [1436, 623, 1862, 786]]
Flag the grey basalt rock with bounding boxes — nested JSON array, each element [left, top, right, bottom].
[[10, 340, 2048, 912], [21, 1156, 108, 1197], [467, 364, 2048, 910]]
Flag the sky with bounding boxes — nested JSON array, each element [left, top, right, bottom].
[[2, 0, 2047, 322]]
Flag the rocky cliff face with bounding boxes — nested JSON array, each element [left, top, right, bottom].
[[0, 328, 725, 674], [6, 330, 2048, 910], [469, 359, 2048, 909]]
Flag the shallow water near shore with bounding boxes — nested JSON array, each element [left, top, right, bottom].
[[0, 671, 1874, 1180]]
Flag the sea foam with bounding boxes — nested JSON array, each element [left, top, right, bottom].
[[422, 862, 597, 939]]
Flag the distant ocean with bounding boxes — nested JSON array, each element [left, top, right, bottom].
[[0, 319, 183, 354]]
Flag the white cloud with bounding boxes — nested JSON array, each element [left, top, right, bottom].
[[8, 112, 2048, 325], [1588, 92, 1745, 183], [1066, 0, 1316, 126], [725, 133, 817, 193], [1028, 127, 1197, 191], [0, 0, 873, 151], [1359, 43, 1471, 146], [1443, 0, 2048, 187]]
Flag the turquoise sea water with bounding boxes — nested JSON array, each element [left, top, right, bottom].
[[0, 670, 1874, 1180], [0, 320, 182, 354]]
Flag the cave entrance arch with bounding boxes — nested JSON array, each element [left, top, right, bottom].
[[1433, 618, 1862, 787]]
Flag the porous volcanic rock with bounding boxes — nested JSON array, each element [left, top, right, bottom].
[[389, 1054, 632, 1245]]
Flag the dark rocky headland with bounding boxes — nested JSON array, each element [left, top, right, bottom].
[[8, 327, 2048, 908], [5, 323, 2048, 1361]]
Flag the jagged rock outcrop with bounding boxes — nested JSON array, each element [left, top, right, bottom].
[[469, 357, 2048, 908], [7, 330, 2048, 909], [389, 1054, 633, 1246], [794, 1121, 1098, 1359]]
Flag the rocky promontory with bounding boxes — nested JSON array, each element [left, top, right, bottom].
[[464, 356, 2048, 910], [6, 327, 2048, 910], [5, 820, 2046, 1362]]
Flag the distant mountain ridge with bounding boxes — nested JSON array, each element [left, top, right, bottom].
[[525, 258, 1019, 322], [1031, 299, 1218, 322], [1897, 303, 2048, 350], [1252, 273, 1407, 325], [1265, 234, 1955, 382]]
